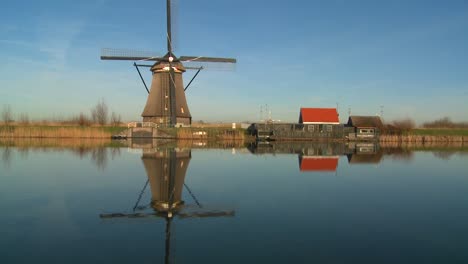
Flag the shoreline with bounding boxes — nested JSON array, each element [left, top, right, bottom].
[[1, 125, 467, 143]]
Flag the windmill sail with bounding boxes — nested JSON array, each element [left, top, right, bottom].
[[179, 56, 236, 63], [100, 0, 236, 126], [100, 48, 163, 61]]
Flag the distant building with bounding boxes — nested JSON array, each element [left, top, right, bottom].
[[347, 116, 384, 140], [251, 108, 386, 141], [251, 107, 348, 140], [298, 107, 341, 134]]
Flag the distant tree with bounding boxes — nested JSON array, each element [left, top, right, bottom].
[[391, 118, 415, 133], [18, 112, 30, 125], [110, 111, 121, 126], [91, 99, 108, 126], [421, 117, 468, 128], [2, 105, 13, 126], [77, 112, 91, 126]]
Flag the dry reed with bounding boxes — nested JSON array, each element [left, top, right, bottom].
[[0, 138, 112, 148], [0, 126, 112, 138], [380, 135, 468, 143]]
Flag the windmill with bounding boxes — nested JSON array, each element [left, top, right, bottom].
[[100, 0, 236, 127], [100, 146, 235, 263]]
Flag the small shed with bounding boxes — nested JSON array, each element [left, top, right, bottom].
[[347, 116, 383, 139]]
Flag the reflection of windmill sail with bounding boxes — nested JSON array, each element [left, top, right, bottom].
[[142, 148, 191, 213], [100, 145, 234, 264]]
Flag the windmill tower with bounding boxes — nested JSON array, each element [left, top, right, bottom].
[[101, 0, 236, 127]]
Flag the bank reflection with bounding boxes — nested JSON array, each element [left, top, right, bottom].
[[100, 142, 234, 264], [248, 142, 388, 172]]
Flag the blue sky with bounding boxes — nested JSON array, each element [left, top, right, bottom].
[[1, 0, 468, 123]]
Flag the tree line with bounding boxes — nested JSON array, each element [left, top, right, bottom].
[[380, 116, 468, 135], [1, 99, 122, 126]]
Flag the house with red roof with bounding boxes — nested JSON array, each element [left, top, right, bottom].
[[297, 107, 341, 135], [249, 107, 363, 140], [298, 108, 340, 124]]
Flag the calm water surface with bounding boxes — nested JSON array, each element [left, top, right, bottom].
[[1, 140, 468, 263]]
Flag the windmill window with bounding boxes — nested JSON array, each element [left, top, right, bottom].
[[181, 107, 184, 113]]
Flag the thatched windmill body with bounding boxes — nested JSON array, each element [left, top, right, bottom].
[[101, 0, 236, 127]]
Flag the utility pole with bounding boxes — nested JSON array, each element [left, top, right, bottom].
[[260, 105, 263, 122]]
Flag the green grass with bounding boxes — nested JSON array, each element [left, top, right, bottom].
[[410, 128, 468, 136], [102, 126, 127, 135]]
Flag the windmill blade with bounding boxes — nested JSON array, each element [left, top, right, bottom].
[[177, 204, 236, 219], [99, 209, 234, 219], [182, 60, 236, 71], [169, 0, 179, 52], [178, 210, 235, 219], [179, 56, 236, 63], [179, 56, 236, 71], [100, 212, 161, 218], [100, 48, 164, 61]]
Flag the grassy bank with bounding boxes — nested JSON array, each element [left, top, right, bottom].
[[0, 125, 126, 138], [0, 138, 122, 148], [409, 128, 468, 136], [380, 128, 468, 143]]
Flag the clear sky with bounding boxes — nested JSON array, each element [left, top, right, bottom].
[[1, 0, 468, 124]]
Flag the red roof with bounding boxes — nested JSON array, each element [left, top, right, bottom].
[[300, 108, 339, 123], [300, 157, 339, 172]]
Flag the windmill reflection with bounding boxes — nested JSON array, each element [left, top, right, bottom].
[[100, 144, 234, 264], [142, 148, 190, 215]]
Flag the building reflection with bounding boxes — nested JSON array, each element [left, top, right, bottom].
[[299, 155, 339, 172], [248, 141, 387, 172], [100, 140, 234, 264], [142, 147, 191, 215]]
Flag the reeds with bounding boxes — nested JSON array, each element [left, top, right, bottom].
[[380, 135, 468, 143], [0, 138, 113, 148], [0, 126, 114, 138]]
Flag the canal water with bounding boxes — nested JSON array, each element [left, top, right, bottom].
[[1, 140, 468, 263]]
